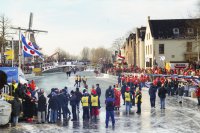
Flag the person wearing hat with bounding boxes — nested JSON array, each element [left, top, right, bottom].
[[81, 90, 90, 121], [10, 94, 22, 126], [195, 83, 200, 105], [135, 89, 142, 114], [105, 92, 115, 128], [49, 92, 59, 123], [125, 87, 131, 115], [37, 89, 47, 124], [149, 81, 157, 108], [91, 89, 99, 120]]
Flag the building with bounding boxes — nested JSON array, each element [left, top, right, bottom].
[[122, 33, 136, 66], [136, 27, 146, 68], [144, 16, 200, 68]]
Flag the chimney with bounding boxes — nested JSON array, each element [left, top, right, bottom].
[[148, 16, 150, 20]]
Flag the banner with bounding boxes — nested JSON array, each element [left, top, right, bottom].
[[0, 67, 18, 83]]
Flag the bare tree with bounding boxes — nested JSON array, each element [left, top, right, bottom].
[[55, 48, 70, 61], [89, 47, 112, 64], [81, 47, 90, 61], [112, 37, 124, 53], [0, 15, 11, 63]]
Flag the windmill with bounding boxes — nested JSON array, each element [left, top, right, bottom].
[[10, 12, 48, 69]]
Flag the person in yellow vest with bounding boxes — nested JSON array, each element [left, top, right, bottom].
[[135, 88, 142, 114], [91, 89, 99, 120], [81, 89, 90, 121], [125, 87, 132, 115], [78, 75, 81, 87], [74, 75, 79, 87], [11, 80, 18, 96]]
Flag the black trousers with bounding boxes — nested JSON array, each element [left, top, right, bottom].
[[72, 105, 77, 120], [83, 107, 90, 120], [137, 103, 141, 113], [150, 98, 156, 107]]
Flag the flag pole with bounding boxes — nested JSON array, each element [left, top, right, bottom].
[[12, 37, 14, 67], [18, 27, 21, 69]]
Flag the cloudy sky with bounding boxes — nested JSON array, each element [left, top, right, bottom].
[[0, 0, 199, 55]]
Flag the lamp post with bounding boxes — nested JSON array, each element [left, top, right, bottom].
[[197, 28, 199, 62]]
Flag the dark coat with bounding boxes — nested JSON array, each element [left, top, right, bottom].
[[105, 88, 114, 98], [177, 86, 184, 96], [38, 94, 47, 112], [48, 96, 59, 110], [70, 94, 77, 106], [121, 84, 126, 94], [96, 87, 101, 97], [75, 91, 82, 103], [11, 97, 22, 116], [158, 87, 167, 98], [149, 85, 157, 98]]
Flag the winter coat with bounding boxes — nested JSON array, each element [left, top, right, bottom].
[[11, 97, 22, 116], [105, 97, 115, 111], [121, 84, 126, 94], [105, 88, 114, 98], [149, 85, 157, 98], [75, 91, 82, 103], [96, 87, 101, 97], [177, 87, 184, 96], [48, 96, 59, 110], [38, 94, 47, 112], [70, 94, 77, 106], [158, 87, 167, 98]]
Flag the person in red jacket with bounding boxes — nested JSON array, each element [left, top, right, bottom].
[[195, 84, 200, 105]]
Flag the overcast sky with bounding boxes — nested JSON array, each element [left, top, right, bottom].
[[0, 0, 199, 55]]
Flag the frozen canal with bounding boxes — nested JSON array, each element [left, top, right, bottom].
[[1, 71, 200, 133]]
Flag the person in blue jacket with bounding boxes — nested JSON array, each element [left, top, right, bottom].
[[105, 93, 115, 128]]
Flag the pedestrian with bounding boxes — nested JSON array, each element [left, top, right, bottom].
[[63, 87, 71, 118], [75, 87, 82, 117], [195, 83, 200, 105], [96, 84, 101, 108], [105, 86, 114, 98], [91, 90, 99, 120], [105, 93, 115, 128], [37, 89, 47, 124], [10, 94, 22, 127], [158, 84, 167, 109], [149, 81, 157, 108], [70, 90, 77, 121], [121, 83, 126, 105], [74, 75, 79, 87], [82, 76, 87, 85], [135, 89, 142, 114], [177, 84, 184, 103], [114, 84, 121, 110], [49, 92, 59, 123], [118, 75, 121, 87], [125, 87, 131, 115], [78, 75, 81, 87], [81, 90, 90, 121]]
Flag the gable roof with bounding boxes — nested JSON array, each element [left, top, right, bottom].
[[149, 18, 200, 39]]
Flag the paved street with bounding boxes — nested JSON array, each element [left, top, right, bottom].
[[1, 71, 200, 133]]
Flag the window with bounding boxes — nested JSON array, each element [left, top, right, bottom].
[[188, 28, 194, 34], [150, 45, 152, 54], [187, 42, 192, 52], [159, 44, 164, 54], [171, 55, 175, 58], [173, 28, 179, 34]]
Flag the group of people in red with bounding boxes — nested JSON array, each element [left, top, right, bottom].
[[108, 65, 200, 77]]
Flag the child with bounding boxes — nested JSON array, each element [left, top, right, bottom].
[[136, 89, 142, 114]]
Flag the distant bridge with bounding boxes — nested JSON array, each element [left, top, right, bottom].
[[42, 62, 85, 72]]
